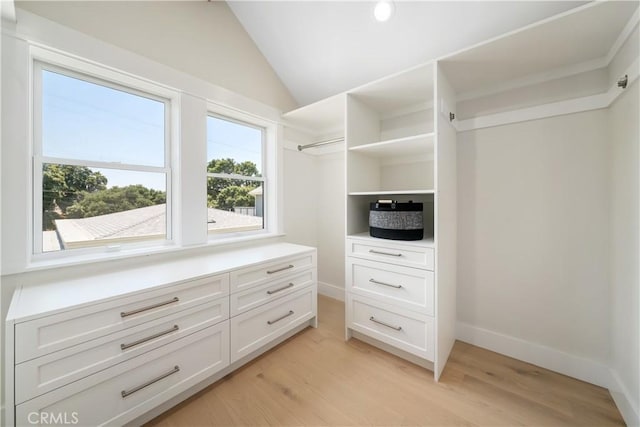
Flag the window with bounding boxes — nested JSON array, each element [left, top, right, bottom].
[[206, 114, 265, 236], [34, 63, 171, 253]]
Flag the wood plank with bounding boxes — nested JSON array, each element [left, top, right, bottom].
[[146, 296, 624, 426]]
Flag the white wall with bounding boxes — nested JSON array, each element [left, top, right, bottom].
[[15, 0, 297, 112], [456, 109, 612, 385], [282, 148, 318, 248], [281, 147, 345, 301], [316, 152, 345, 299], [608, 81, 639, 426]]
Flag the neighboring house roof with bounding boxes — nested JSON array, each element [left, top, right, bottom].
[[42, 230, 61, 252], [54, 204, 166, 250], [206, 207, 262, 233], [248, 186, 262, 196], [51, 204, 262, 250]]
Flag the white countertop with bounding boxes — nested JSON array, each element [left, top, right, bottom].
[[7, 242, 315, 323], [347, 232, 435, 248]]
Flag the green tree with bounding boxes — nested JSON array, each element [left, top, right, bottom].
[[66, 185, 166, 218], [43, 164, 108, 212], [213, 185, 254, 211], [207, 158, 260, 210], [42, 165, 108, 229]]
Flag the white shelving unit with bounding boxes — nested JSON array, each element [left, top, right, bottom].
[[341, 61, 456, 380], [345, 63, 437, 234], [284, 61, 454, 381]]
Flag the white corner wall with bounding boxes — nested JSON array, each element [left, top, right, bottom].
[[608, 80, 639, 426], [316, 152, 345, 300], [282, 148, 319, 248], [456, 109, 612, 386], [15, 1, 297, 112], [282, 147, 345, 301]]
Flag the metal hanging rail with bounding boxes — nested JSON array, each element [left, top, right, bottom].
[[297, 137, 344, 151]]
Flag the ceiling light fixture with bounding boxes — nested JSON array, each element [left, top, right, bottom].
[[374, 1, 394, 22]]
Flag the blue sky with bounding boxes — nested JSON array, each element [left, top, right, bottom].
[[207, 116, 262, 174], [43, 70, 262, 191]]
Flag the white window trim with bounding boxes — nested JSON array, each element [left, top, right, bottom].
[[207, 173, 264, 182], [30, 57, 177, 259], [206, 104, 279, 242]]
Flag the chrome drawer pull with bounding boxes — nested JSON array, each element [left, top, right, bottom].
[[369, 278, 402, 289], [369, 316, 402, 331], [120, 297, 179, 318], [267, 283, 294, 295], [267, 264, 294, 274], [120, 325, 179, 351], [267, 310, 294, 325], [369, 249, 402, 257], [121, 365, 180, 398]]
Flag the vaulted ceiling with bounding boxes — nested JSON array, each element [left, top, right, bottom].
[[228, 1, 587, 108]]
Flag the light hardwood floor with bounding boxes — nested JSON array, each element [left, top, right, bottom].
[[146, 295, 624, 426]]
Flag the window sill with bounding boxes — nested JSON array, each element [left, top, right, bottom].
[[21, 232, 285, 275]]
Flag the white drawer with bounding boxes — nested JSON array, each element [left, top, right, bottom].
[[15, 296, 228, 405], [230, 270, 315, 317], [347, 294, 434, 361], [347, 238, 434, 270], [16, 321, 229, 427], [230, 253, 315, 293], [347, 258, 434, 315], [15, 273, 229, 363], [230, 286, 316, 363]]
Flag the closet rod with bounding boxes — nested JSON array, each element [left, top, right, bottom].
[[297, 137, 344, 151]]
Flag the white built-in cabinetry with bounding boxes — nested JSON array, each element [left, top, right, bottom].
[[343, 62, 456, 380], [346, 234, 436, 362], [283, 0, 638, 385], [285, 61, 457, 381], [5, 243, 317, 426]]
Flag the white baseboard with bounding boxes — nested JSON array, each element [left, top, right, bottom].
[[318, 281, 344, 301], [609, 368, 640, 427], [456, 321, 611, 389]]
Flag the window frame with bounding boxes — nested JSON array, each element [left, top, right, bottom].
[[32, 60, 173, 257], [206, 104, 278, 242], [2, 40, 286, 274]]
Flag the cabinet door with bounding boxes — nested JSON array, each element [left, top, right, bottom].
[[16, 321, 229, 427]]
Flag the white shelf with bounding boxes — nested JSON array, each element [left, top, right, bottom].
[[347, 232, 435, 248], [282, 93, 345, 134], [349, 63, 434, 114], [440, 2, 636, 96], [348, 190, 434, 196], [349, 133, 434, 158]]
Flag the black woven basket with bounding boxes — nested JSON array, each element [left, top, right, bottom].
[[369, 201, 423, 241]]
